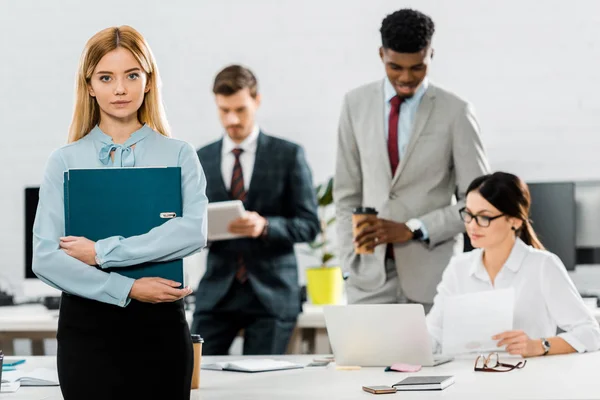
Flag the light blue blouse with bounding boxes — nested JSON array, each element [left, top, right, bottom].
[[32, 125, 208, 307]]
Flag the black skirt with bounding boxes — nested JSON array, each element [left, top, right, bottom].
[[57, 292, 193, 400]]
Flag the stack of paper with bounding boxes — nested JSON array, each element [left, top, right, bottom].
[[442, 288, 515, 355], [0, 381, 21, 393], [202, 359, 304, 373], [1, 368, 59, 386]]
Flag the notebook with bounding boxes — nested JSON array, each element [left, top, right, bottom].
[[0, 381, 20, 392], [392, 376, 455, 391], [201, 359, 304, 373], [1, 368, 59, 386], [64, 167, 183, 285]]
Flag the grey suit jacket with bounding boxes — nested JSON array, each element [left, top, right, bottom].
[[334, 79, 491, 304]]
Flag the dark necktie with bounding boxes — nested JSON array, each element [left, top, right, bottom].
[[388, 95, 402, 174], [387, 96, 402, 261], [230, 148, 247, 202], [230, 148, 248, 283]]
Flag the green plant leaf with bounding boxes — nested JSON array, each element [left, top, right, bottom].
[[314, 183, 323, 197], [308, 241, 328, 250], [326, 216, 336, 226], [322, 253, 335, 264], [318, 177, 334, 206]]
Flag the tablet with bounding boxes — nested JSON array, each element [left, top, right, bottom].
[[207, 200, 246, 241]]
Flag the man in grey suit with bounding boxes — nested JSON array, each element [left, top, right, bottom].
[[334, 9, 491, 309]]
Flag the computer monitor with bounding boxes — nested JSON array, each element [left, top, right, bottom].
[[527, 182, 576, 271], [24, 187, 40, 279], [24, 186, 62, 298], [573, 181, 600, 265]]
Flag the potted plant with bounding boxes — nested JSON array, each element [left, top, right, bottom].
[[304, 177, 343, 305]]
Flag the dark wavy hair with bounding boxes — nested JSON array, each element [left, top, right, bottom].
[[466, 172, 544, 250]]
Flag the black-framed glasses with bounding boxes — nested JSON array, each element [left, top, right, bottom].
[[474, 352, 527, 372], [459, 208, 504, 228]]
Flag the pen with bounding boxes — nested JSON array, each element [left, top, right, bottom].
[[5, 359, 26, 367], [335, 365, 361, 370]]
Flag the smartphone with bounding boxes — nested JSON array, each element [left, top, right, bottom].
[[312, 356, 335, 363], [306, 361, 330, 367], [362, 385, 397, 394]]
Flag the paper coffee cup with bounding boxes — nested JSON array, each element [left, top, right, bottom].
[[352, 207, 378, 254], [191, 334, 203, 389]]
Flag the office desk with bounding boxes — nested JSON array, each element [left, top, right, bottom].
[[2, 303, 600, 356], [293, 303, 600, 354], [289, 303, 331, 354], [4, 352, 600, 399], [0, 304, 327, 355], [0, 305, 195, 356], [0, 305, 58, 355]]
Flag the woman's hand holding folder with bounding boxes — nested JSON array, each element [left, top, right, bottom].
[[60, 235, 191, 304], [129, 278, 192, 304], [60, 236, 97, 265]]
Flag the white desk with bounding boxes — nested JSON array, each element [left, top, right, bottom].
[[2, 303, 600, 356], [291, 304, 331, 354], [294, 303, 600, 354], [3, 353, 600, 399], [0, 305, 58, 355], [0, 305, 194, 355], [0, 304, 325, 355]]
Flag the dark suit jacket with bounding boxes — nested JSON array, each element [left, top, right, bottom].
[[194, 132, 320, 320]]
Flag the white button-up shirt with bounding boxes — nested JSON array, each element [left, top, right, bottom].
[[426, 238, 600, 353], [221, 125, 260, 191]]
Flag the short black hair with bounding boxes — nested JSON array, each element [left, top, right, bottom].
[[380, 9, 435, 53]]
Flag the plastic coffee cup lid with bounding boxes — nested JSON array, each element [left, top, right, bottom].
[[191, 334, 204, 343], [353, 207, 378, 215]]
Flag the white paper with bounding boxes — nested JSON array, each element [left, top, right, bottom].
[[202, 359, 303, 372], [442, 288, 514, 356], [1, 381, 21, 392], [207, 200, 246, 241], [1, 368, 59, 386]]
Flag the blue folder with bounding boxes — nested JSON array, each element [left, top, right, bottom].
[[63, 167, 183, 285]]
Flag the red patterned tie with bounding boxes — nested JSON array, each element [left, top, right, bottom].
[[230, 148, 247, 202], [387, 96, 402, 261], [388, 95, 402, 174], [230, 148, 248, 283]]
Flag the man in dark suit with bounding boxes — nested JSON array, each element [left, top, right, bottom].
[[191, 65, 320, 355]]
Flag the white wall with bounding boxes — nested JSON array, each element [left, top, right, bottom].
[[2, 0, 600, 293]]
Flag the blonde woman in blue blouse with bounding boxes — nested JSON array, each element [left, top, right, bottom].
[[32, 26, 208, 400]]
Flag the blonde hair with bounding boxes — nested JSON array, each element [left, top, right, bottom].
[[68, 26, 171, 143]]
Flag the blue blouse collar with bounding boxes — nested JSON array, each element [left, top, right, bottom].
[[90, 124, 152, 167]]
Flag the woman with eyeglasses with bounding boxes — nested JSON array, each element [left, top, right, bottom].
[[426, 172, 600, 357]]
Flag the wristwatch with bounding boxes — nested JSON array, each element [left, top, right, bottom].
[[260, 219, 270, 238], [541, 338, 551, 355], [410, 226, 424, 241], [405, 219, 426, 242]]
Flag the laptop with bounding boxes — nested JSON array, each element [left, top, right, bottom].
[[323, 304, 453, 367]]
